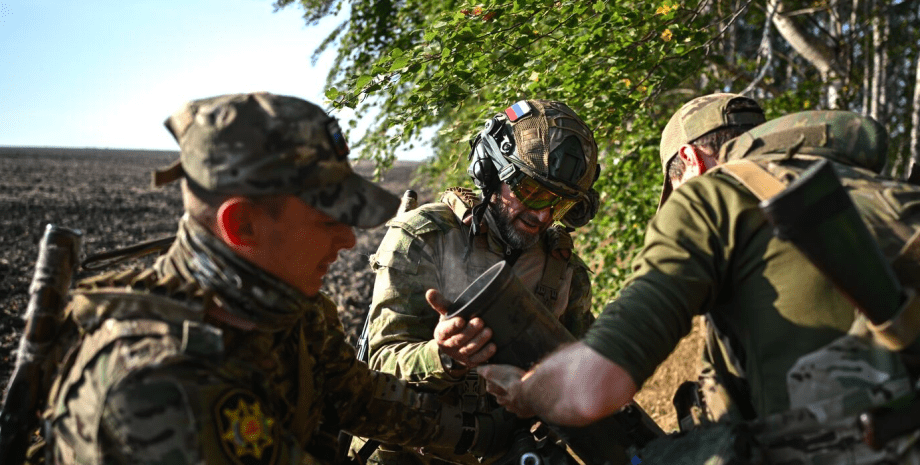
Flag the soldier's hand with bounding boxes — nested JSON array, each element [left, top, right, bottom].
[[428, 289, 497, 369], [479, 364, 536, 419]]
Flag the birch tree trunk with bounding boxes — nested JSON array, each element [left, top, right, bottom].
[[906, 57, 920, 184], [769, 0, 845, 108], [870, 11, 888, 124]]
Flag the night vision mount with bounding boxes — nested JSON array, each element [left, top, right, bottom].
[[467, 113, 528, 192]]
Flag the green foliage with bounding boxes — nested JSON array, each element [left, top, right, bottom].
[[277, 0, 725, 305], [277, 0, 920, 307]]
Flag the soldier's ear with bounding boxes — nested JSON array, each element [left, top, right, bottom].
[[677, 144, 709, 178], [216, 197, 258, 248]]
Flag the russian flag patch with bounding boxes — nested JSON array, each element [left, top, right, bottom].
[[504, 101, 532, 122]]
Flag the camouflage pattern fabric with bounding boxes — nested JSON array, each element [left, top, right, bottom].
[[749, 321, 919, 465], [693, 316, 753, 425], [154, 92, 399, 228], [504, 100, 599, 197], [351, 190, 594, 465], [719, 109, 888, 174], [647, 324, 920, 464], [42, 218, 469, 465]]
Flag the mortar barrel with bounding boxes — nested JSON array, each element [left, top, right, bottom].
[[446, 261, 575, 369]]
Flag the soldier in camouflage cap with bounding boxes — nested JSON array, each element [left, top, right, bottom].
[[38, 92, 510, 464], [657, 92, 765, 210], [153, 91, 399, 228], [657, 93, 766, 425], [350, 99, 601, 464], [482, 110, 920, 463]]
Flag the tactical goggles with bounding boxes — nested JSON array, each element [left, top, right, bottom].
[[510, 175, 579, 220]]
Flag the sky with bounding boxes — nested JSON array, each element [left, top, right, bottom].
[[0, 0, 428, 160]]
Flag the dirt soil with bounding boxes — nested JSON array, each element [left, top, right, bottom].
[[0, 147, 701, 433]]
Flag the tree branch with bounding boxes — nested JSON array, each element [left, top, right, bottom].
[[741, 0, 779, 96], [769, 0, 844, 79]]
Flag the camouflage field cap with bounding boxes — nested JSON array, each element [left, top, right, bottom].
[[153, 92, 399, 228], [504, 99, 599, 197], [719, 110, 888, 174], [658, 93, 765, 209]]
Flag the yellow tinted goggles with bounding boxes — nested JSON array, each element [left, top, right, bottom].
[[511, 176, 578, 220]]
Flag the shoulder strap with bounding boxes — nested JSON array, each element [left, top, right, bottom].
[[713, 160, 787, 202], [439, 187, 479, 222], [536, 227, 575, 309], [536, 254, 568, 309]]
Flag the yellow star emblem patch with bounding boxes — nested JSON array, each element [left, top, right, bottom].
[[215, 390, 278, 465]]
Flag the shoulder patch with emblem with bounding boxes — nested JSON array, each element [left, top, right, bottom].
[[215, 389, 279, 465]]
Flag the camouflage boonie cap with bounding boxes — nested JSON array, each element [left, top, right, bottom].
[[719, 110, 888, 173], [658, 93, 765, 209], [154, 92, 399, 228], [505, 100, 599, 197]]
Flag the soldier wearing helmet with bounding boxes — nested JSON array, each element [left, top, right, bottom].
[[350, 100, 600, 465]]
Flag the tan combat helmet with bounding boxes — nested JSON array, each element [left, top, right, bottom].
[[658, 93, 765, 210], [467, 99, 601, 229]]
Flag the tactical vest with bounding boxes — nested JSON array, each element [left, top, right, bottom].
[[36, 268, 225, 464], [352, 187, 585, 465], [439, 186, 578, 311]]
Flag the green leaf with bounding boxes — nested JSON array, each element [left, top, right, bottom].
[[390, 56, 410, 71], [593, 1, 605, 13], [505, 53, 526, 67], [355, 75, 372, 89]]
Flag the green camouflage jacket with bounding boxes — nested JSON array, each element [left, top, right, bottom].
[[355, 188, 594, 464], [43, 252, 465, 465]]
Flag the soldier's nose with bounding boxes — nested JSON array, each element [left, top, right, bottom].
[[335, 225, 356, 250], [533, 207, 552, 224]]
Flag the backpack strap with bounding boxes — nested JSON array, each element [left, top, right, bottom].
[[537, 227, 578, 310], [536, 253, 568, 309], [712, 160, 786, 202]]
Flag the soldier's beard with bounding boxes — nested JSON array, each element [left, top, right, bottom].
[[488, 201, 542, 250]]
